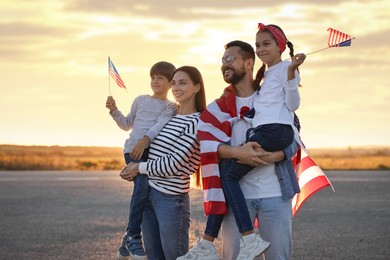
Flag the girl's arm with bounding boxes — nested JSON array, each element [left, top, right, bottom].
[[285, 54, 306, 111]]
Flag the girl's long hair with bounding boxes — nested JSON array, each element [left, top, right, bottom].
[[253, 25, 296, 90]]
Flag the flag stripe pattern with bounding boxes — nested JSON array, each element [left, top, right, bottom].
[[327, 28, 352, 47], [108, 57, 127, 89], [291, 146, 334, 216], [198, 85, 238, 215]]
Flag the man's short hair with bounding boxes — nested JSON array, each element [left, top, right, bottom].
[[225, 40, 255, 61]]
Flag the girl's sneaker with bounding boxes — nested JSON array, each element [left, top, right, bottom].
[[176, 237, 220, 260]]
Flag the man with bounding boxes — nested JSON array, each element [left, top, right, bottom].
[[198, 40, 300, 260]]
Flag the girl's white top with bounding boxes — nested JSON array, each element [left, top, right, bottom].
[[232, 93, 282, 198], [252, 60, 300, 128]]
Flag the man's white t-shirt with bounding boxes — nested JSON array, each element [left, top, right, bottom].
[[231, 93, 282, 199]]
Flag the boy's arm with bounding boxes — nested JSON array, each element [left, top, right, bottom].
[[130, 136, 151, 160], [145, 102, 177, 140], [110, 96, 138, 131]]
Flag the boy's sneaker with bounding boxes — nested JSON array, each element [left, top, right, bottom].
[[117, 233, 130, 260], [236, 234, 270, 260], [126, 235, 147, 260], [176, 237, 220, 260]]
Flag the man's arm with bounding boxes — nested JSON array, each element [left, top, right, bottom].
[[217, 142, 285, 167]]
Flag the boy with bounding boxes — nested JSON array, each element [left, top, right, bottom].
[[106, 61, 177, 260]]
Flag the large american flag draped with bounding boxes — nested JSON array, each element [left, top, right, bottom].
[[327, 28, 352, 47], [198, 85, 333, 216], [292, 144, 334, 216], [108, 57, 127, 90]]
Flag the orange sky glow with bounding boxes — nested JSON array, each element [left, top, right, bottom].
[[0, 0, 389, 148]]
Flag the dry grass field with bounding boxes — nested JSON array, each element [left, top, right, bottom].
[[1, 144, 389, 171]]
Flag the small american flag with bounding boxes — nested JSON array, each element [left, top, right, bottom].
[[108, 57, 127, 89], [327, 28, 352, 47]]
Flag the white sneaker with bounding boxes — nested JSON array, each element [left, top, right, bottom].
[[236, 234, 270, 260], [176, 237, 220, 260]]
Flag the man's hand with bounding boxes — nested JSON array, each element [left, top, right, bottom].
[[235, 142, 270, 167]]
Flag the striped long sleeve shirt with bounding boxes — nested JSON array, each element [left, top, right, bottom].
[[138, 113, 201, 195]]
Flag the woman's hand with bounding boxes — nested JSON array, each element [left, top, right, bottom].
[[119, 162, 140, 182]]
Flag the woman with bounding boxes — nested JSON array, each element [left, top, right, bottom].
[[120, 66, 206, 260]]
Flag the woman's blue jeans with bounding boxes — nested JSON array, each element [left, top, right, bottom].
[[141, 187, 191, 260]]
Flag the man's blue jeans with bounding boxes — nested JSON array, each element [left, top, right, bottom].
[[124, 149, 149, 237], [221, 197, 293, 260], [141, 187, 191, 260]]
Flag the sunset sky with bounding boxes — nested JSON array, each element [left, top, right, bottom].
[[1, 0, 389, 149]]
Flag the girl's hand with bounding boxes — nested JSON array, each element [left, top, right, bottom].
[[289, 53, 306, 71]]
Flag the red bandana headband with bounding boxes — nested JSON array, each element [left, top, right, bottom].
[[258, 23, 286, 53]]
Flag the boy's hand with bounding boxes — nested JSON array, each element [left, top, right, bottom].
[[106, 96, 117, 112], [130, 136, 151, 160]]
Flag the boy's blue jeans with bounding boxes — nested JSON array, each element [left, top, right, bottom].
[[124, 149, 149, 237], [205, 124, 293, 237]]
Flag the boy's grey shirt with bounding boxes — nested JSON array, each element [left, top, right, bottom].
[[110, 95, 177, 153]]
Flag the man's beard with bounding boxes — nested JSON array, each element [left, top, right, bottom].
[[223, 67, 246, 85]]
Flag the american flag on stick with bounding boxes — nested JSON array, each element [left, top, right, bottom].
[[305, 28, 355, 56], [108, 57, 127, 91], [327, 28, 353, 47]]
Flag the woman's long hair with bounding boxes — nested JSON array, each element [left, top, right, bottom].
[[173, 66, 207, 188]]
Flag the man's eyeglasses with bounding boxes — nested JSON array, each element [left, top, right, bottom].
[[221, 55, 238, 64]]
